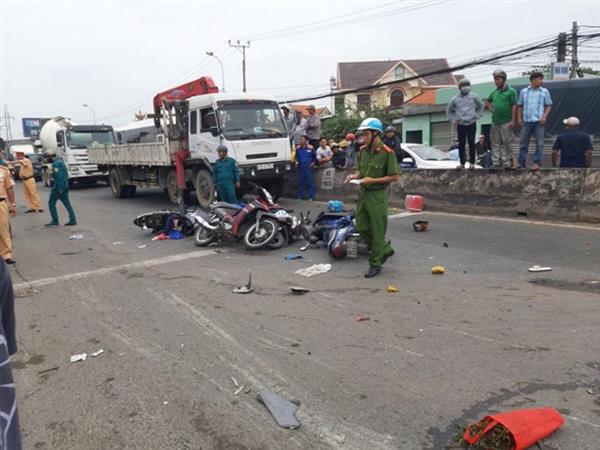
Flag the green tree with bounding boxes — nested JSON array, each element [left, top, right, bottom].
[[321, 105, 398, 141]]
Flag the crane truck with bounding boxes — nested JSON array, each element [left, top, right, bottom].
[[88, 76, 293, 208], [39, 117, 115, 187]]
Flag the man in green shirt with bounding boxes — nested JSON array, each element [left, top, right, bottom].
[[486, 69, 517, 168], [213, 145, 240, 204], [345, 118, 399, 278], [45, 150, 77, 226]]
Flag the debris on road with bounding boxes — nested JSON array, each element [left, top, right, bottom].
[[290, 286, 310, 295], [70, 353, 87, 363], [137, 244, 148, 249], [354, 315, 370, 322], [284, 254, 303, 260], [299, 242, 310, 251], [387, 285, 399, 293], [112, 241, 125, 245], [38, 366, 59, 375], [431, 266, 445, 274], [582, 278, 599, 286], [528, 265, 552, 273], [91, 349, 104, 357], [257, 390, 300, 429], [443, 242, 449, 248], [295, 264, 331, 278], [459, 407, 564, 450], [233, 385, 245, 396], [413, 220, 429, 232], [69, 234, 84, 240], [231, 376, 239, 388], [232, 273, 254, 294], [169, 230, 185, 240], [152, 233, 170, 241]]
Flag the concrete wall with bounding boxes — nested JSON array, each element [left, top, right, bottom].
[[283, 168, 600, 223]]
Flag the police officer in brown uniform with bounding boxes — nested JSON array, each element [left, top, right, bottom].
[[0, 161, 17, 264], [13, 150, 43, 213]]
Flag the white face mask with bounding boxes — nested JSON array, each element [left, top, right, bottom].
[[460, 86, 471, 94]]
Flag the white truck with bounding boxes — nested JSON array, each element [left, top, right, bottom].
[[88, 77, 293, 208], [39, 117, 115, 187]]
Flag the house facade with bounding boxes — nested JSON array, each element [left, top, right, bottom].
[[333, 58, 459, 113]]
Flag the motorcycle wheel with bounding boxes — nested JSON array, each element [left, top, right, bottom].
[[268, 228, 289, 250], [243, 218, 278, 250], [194, 225, 216, 247]]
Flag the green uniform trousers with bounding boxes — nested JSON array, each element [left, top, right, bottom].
[[356, 188, 392, 269], [216, 183, 238, 204]]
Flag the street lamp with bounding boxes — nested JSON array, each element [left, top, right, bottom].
[[206, 51, 226, 92], [82, 103, 96, 124]]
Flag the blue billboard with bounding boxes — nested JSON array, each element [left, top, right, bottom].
[[21, 117, 50, 138]]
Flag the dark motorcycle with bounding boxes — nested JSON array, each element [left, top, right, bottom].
[[301, 210, 367, 258], [267, 209, 308, 249], [190, 182, 279, 250], [133, 210, 196, 235]]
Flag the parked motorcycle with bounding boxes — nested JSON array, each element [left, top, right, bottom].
[[190, 182, 279, 250]]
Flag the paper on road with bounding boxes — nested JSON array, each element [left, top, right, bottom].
[[295, 264, 331, 278]]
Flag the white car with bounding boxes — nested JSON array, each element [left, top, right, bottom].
[[400, 143, 482, 169]]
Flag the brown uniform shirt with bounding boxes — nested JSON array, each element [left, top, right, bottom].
[[19, 159, 34, 179], [0, 167, 15, 200]]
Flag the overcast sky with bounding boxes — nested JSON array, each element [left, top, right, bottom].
[[1, 0, 599, 138]]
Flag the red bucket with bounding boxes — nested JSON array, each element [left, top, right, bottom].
[[405, 195, 424, 212]]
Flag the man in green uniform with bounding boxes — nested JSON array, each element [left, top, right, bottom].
[[213, 145, 240, 204], [345, 118, 399, 278], [45, 150, 77, 226]]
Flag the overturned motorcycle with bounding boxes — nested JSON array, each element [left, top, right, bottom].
[[190, 182, 286, 250]]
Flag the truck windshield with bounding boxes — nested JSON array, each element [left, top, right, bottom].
[[67, 130, 115, 149], [217, 101, 287, 141]]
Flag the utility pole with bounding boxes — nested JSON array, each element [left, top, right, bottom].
[[229, 40, 250, 92], [557, 32, 567, 62], [570, 21, 579, 79], [3, 105, 13, 141]]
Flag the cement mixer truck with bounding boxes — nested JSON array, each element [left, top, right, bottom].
[[39, 117, 116, 187]]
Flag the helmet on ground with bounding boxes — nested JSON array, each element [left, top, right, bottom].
[[458, 78, 471, 88], [493, 69, 507, 80], [357, 117, 384, 134], [385, 125, 396, 133], [345, 132, 356, 141]]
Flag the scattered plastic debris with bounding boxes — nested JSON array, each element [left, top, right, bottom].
[[295, 264, 331, 278], [137, 244, 148, 249], [431, 266, 445, 274], [299, 242, 310, 251], [163, 401, 169, 405], [387, 285, 399, 293], [354, 315, 370, 322], [528, 265, 552, 273], [91, 349, 104, 357], [70, 353, 87, 363], [232, 274, 254, 294], [231, 376, 239, 387], [290, 286, 310, 295], [233, 385, 245, 396], [38, 366, 59, 375], [413, 220, 429, 232], [284, 254, 303, 260], [257, 390, 300, 429], [442, 242, 449, 248], [587, 388, 595, 395], [69, 234, 84, 240], [113, 241, 125, 245], [583, 279, 600, 286], [152, 233, 169, 241], [460, 407, 564, 450]]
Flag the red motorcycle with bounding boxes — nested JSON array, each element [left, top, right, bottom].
[[190, 182, 279, 250]]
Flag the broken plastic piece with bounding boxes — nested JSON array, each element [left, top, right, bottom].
[[113, 241, 125, 245], [137, 244, 148, 249], [231, 376, 239, 387], [70, 353, 87, 363], [284, 254, 303, 260], [91, 349, 104, 357], [412, 220, 429, 232], [233, 273, 254, 294], [69, 234, 84, 240], [257, 390, 300, 429], [290, 286, 310, 295], [431, 266, 445, 274], [354, 315, 370, 322], [528, 265, 552, 273], [387, 285, 399, 293], [295, 264, 331, 278], [233, 385, 245, 396]]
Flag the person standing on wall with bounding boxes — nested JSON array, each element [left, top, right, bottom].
[[517, 70, 552, 170], [552, 116, 593, 168], [486, 69, 517, 169], [305, 105, 321, 150], [446, 79, 484, 170]]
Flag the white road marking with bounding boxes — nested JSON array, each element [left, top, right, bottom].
[[388, 211, 422, 220], [13, 249, 217, 291], [423, 211, 600, 231]]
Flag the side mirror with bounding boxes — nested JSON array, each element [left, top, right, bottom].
[[209, 126, 220, 137], [402, 157, 414, 164]]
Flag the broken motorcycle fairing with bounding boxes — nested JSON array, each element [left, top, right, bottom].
[[302, 210, 367, 259], [133, 210, 196, 235]]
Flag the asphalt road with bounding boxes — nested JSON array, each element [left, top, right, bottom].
[[8, 181, 600, 450]]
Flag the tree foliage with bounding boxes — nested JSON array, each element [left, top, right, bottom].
[[321, 105, 399, 141]]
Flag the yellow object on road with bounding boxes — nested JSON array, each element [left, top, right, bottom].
[[431, 266, 445, 274], [387, 285, 399, 293]]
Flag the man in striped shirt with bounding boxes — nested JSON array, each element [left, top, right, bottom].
[[517, 71, 553, 170]]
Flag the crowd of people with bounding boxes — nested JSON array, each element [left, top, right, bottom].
[[447, 69, 593, 170]]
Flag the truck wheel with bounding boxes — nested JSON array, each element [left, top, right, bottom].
[[109, 169, 126, 199], [166, 170, 180, 205], [194, 169, 215, 209]]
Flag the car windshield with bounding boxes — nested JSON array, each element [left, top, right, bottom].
[[216, 101, 287, 141], [406, 144, 452, 161], [67, 130, 115, 149]]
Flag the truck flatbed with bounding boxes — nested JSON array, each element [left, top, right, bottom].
[[89, 143, 172, 167]]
